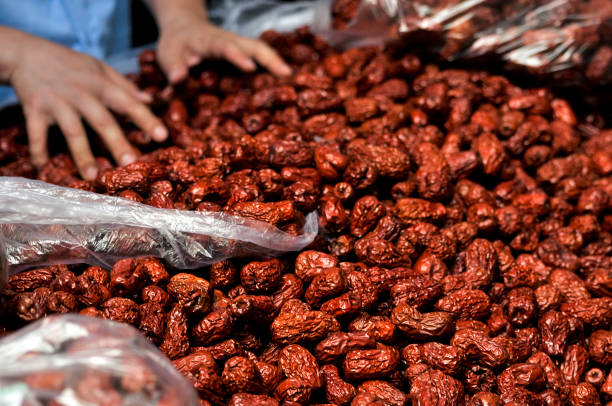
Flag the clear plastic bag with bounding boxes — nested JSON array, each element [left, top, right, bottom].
[[315, 0, 501, 56], [0, 177, 318, 287], [0, 314, 199, 406], [318, 0, 612, 84], [212, 0, 318, 38], [312, 0, 402, 47], [464, 0, 612, 85]]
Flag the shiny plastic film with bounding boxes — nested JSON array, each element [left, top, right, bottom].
[[0, 314, 200, 406], [319, 0, 612, 84], [316, 0, 498, 54], [464, 0, 612, 85], [214, 0, 317, 38], [0, 177, 318, 284], [313, 0, 402, 47]]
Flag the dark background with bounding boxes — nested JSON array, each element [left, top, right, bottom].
[[131, 1, 158, 47]]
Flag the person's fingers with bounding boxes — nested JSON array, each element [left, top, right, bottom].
[[51, 103, 98, 180], [189, 31, 256, 72], [157, 42, 189, 83], [243, 39, 292, 76], [24, 109, 50, 168], [103, 64, 152, 103], [221, 43, 257, 72], [185, 49, 201, 67], [102, 86, 168, 142], [75, 94, 138, 166]]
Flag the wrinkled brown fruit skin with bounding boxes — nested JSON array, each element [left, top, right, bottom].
[[3, 26, 612, 406]]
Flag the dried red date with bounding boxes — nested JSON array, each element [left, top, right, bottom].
[[408, 366, 464, 406], [320, 364, 356, 404], [295, 250, 339, 282], [228, 393, 278, 406], [240, 258, 283, 294], [279, 344, 322, 389], [350, 195, 386, 238], [343, 344, 400, 381], [391, 304, 454, 340], [451, 329, 508, 369], [228, 201, 296, 226], [101, 297, 139, 325], [160, 304, 190, 359], [560, 297, 612, 329], [393, 198, 446, 225], [588, 330, 612, 366], [8, 268, 55, 293], [314, 331, 374, 363], [357, 380, 406, 406], [166, 273, 213, 315], [275, 380, 312, 404], [561, 344, 589, 385], [435, 289, 490, 320], [221, 356, 260, 393], [271, 300, 340, 344], [569, 382, 601, 406], [109, 258, 146, 296]]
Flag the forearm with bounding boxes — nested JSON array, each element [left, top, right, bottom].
[[146, 0, 209, 30], [0, 25, 34, 84]]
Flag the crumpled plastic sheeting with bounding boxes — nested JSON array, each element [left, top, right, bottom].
[[0, 314, 199, 406], [213, 0, 317, 38], [315, 0, 612, 84], [312, 0, 402, 47], [0, 177, 318, 287], [312, 0, 492, 50], [464, 0, 612, 84]]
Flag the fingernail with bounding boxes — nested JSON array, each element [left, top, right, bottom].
[[244, 60, 257, 71], [153, 125, 168, 141], [169, 69, 184, 83], [84, 165, 98, 181], [120, 153, 136, 166], [187, 55, 200, 66], [139, 91, 153, 102], [280, 64, 293, 76]]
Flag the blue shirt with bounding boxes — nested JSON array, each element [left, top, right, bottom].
[[0, 0, 131, 107]]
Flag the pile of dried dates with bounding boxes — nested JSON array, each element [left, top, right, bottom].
[[1, 27, 612, 405]]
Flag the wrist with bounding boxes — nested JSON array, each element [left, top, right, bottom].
[[0, 26, 29, 84]]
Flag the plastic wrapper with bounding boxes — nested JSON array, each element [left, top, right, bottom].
[[312, 0, 401, 47], [0, 314, 199, 406], [0, 177, 318, 287], [320, 0, 612, 84], [464, 0, 612, 85], [315, 0, 503, 56], [212, 0, 317, 38]]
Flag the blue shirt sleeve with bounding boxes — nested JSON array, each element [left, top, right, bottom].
[[0, 0, 131, 107]]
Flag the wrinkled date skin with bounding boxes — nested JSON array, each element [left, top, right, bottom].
[[166, 273, 213, 315], [343, 344, 400, 381], [3, 27, 612, 406]]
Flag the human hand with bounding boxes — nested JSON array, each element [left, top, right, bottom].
[[156, 11, 292, 83], [5, 31, 167, 180]]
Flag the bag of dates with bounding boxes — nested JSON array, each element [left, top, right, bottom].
[[0, 314, 199, 405], [465, 0, 612, 85], [323, 0, 612, 85], [0, 176, 317, 286], [317, 0, 504, 58], [313, 0, 402, 47]]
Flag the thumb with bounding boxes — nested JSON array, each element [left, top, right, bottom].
[[157, 43, 189, 84]]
